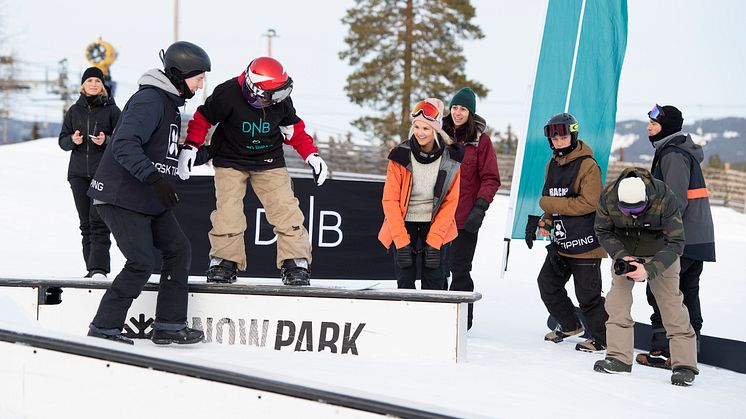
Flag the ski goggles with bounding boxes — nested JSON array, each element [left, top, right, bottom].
[[618, 201, 648, 217], [543, 122, 578, 138], [648, 104, 665, 123], [411, 100, 440, 122], [246, 75, 294, 105]]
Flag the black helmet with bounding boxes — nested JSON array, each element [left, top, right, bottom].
[[160, 41, 211, 80], [544, 112, 579, 155]]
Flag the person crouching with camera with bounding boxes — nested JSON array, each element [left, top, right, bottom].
[[593, 167, 698, 386]]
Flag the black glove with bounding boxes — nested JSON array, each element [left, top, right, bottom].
[[424, 245, 441, 269], [545, 242, 568, 276], [464, 198, 489, 233], [525, 215, 541, 249], [395, 244, 414, 269], [146, 172, 179, 209]]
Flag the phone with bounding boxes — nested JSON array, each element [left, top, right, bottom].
[[88, 135, 97, 139]]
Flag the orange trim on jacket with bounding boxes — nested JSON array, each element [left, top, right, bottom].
[[687, 188, 708, 199], [378, 159, 461, 250]]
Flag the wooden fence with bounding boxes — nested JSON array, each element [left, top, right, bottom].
[[285, 140, 745, 213]]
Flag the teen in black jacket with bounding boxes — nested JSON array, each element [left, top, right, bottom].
[[58, 67, 121, 278]]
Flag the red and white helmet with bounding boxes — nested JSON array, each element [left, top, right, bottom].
[[244, 57, 293, 106]]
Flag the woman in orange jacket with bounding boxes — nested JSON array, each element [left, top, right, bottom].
[[378, 98, 463, 289]]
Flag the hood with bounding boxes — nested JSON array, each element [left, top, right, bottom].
[[653, 132, 704, 164], [612, 166, 666, 203], [137, 69, 183, 103], [473, 114, 487, 135], [554, 139, 594, 165]]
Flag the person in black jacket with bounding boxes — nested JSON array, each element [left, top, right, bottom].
[[636, 105, 716, 368], [58, 67, 121, 278], [85, 41, 210, 345]]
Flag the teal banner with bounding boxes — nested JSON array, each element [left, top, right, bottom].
[[510, 0, 628, 239]]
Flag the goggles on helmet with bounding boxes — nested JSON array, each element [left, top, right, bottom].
[[245, 74, 294, 105], [648, 104, 665, 123], [544, 122, 578, 138], [618, 201, 648, 217], [411, 100, 440, 122]]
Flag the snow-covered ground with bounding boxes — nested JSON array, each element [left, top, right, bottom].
[[1, 138, 745, 418]]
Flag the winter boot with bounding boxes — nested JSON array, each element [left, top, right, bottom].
[[151, 327, 205, 345], [575, 338, 606, 353], [281, 259, 311, 286], [593, 357, 632, 374], [206, 257, 238, 283], [635, 349, 671, 370], [87, 329, 134, 345], [545, 323, 584, 343], [671, 367, 697, 386]]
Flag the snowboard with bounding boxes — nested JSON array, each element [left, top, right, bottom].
[[546, 306, 592, 339]]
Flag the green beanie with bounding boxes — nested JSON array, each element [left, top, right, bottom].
[[448, 87, 477, 115]]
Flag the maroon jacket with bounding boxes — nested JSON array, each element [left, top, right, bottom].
[[443, 114, 501, 228]]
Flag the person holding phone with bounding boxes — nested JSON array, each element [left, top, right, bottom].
[[58, 66, 121, 278]]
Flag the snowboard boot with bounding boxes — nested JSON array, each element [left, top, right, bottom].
[[575, 338, 606, 353], [594, 357, 632, 374], [635, 349, 671, 370], [87, 329, 134, 345], [671, 367, 698, 386], [281, 258, 311, 286], [206, 257, 238, 283], [545, 323, 584, 343], [151, 327, 205, 345]]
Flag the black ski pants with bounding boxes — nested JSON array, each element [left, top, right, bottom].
[[69, 177, 111, 273], [392, 222, 448, 290], [647, 256, 704, 351], [91, 204, 191, 331], [537, 255, 607, 344], [448, 229, 478, 329]]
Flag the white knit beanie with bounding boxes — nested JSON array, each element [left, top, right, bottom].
[[618, 177, 647, 204]]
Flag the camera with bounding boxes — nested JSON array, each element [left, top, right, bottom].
[[613, 258, 646, 275]]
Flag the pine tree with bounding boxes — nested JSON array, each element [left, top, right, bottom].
[[340, 0, 487, 143]]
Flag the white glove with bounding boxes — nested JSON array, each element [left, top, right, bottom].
[[177, 145, 197, 180], [305, 153, 328, 186]]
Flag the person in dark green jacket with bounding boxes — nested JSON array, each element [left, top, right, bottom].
[[592, 167, 699, 386]]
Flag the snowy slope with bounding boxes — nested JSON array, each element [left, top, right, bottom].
[[1, 138, 745, 418]]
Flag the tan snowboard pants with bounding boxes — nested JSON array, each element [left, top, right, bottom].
[[209, 166, 312, 270], [605, 257, 698, 372]]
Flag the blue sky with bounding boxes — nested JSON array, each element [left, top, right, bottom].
[[2, 0, 745, 140]]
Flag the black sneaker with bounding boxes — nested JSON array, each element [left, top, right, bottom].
[[151, 327, 204, 345], [635, 349, 672, 370], [84, 269, 107, 279], [671, 367, 698, 386], [281, 259, 311, 286], [206, 258, 237, 283], [594, 357, 632, 374], [87, 329, 134, 345]]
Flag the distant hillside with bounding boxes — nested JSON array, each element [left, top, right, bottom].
[[612, 117, 746, 165], [0, 119, 62, 145]]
